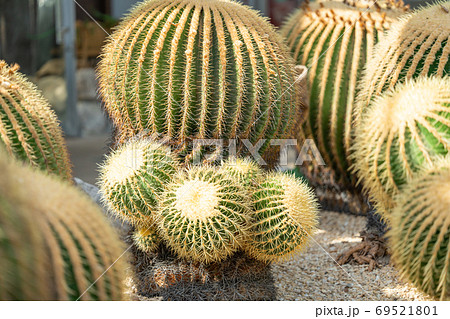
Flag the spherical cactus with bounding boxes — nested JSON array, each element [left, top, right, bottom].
[[247, 172, 319, 263], [280, 0, 407, 185], [156, 165, 250, 264], [352, 76, 450, 219], [221, 157, 264, 190], [98, 0, 305, 165], [389, 159, 450, 300], [0, 152, 128, 300], [99, 138, 179, 226], [354, 1, 450, 129], [0, 61, 71, 179], [132, 226, 160, 253]]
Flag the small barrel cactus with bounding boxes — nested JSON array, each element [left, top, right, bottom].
[[0, 151, 128, 300], [98, 0, 305, 164], [133, 226, 160, 254], [247, 172, 319, 263], [98, 138, 179, 226], [156, 166, 249, 264], [0, 60, 71, 179], [352, 76, 450, 219], [354, 1, 450, 129], [221, 157, 264, 190], [280, 0, 407, 185], [389, 159, 450, 300]]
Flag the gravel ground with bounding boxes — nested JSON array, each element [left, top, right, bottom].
[[272, 211, 431, 301]]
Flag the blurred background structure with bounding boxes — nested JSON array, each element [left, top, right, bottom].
[[0, 0, 430, 183]]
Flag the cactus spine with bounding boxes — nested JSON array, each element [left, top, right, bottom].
[[389, 159, 450, 300], [133, 226, 160, 253], [221, 157, 263, 190], [354, 1, 450, 129], [0, 152, 128, 300], [0, 61, 71, 179], [281, 0, 406, 185], [98, 0, 304, 164], [99, 138, 179, 226], [352, 77, 450, 219], [247, 172, 319, 263], [156, 166, 250, 264]]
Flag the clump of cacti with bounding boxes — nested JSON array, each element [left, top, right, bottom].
[[281, 0, 407, 185], [247, 172, 319, 263], [352, 76, 450, 219], [133, 226, 160, 254], [98, 138, 179, 225], [0, 150, 128, 300], [156, 165, 250, 264], [354, 1, 450, 128], [389, 159, 450, 300], [0, 60, 71, 179], [98, 0, 305, 165]]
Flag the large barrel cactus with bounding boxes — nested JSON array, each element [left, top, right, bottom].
[[0, 60, 71, 179], [389, 159, 450, 300], [0, 151, 128, 300], [98, 0, 305, 165], [352, 76, 450, 219], [281, 0, 407, 185]]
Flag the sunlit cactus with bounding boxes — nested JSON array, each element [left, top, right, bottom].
[[247, 172, 319, 263], [0, 60, 71, 179], [0, 151, 128, 300], [98, 0, 305, 165], [221, 157, 264, 190], [281, 0, 407, 185], [133, 226, 160, 253], [352, 76, 450, 219], [389, 159, 450, 300], [156, 166, 250, 264], [354, 1, 450, 129], [99, 138, 179, 226]]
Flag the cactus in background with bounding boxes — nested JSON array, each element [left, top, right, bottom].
[[281, 0, 407, 185], [0, 151, 128, 301], [98, 0, 305, 165], [352, 77, 450, 219], [354, 1, 450, 129], [389, 159, 450, 300], [247, 172, 319, 263], [221, 157, 264, 190], [99, 138, 179, 226], [0, 61, 71, 179], [133, 226, 160, 253], [156, 166, 249, 264]]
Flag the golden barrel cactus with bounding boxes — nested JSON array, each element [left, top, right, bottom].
[[0, 61, 71, 179], [132, 226, 160, 254], [98, 0, 305, 165]]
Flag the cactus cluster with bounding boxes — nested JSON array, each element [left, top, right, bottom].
[[0, 61, 71, 180], [98, 0, 305, 164], [281, 0, 407, 185], [389, 159, 450, 300], [0, 150, 128, 300]]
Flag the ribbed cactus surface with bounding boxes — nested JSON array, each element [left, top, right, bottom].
[[247, 173, 319, 263], [99, 138, 179, 226], [389, 160, 450, 300], [281, 0, 406, 185], [98, 0, 303, 164], [133, 226, 160, 253], [354, 1, 450, 128], [0, 152, 128, 300], [156, 166, 249, 264], [352, 77, 450, 219], [0, 61, 71, 179], [221, 157, 263, 190]]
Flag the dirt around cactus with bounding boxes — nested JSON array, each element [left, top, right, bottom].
[[272, 211, 432, 301]]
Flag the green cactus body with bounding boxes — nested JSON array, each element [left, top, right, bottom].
[[248, 172, 319, 263], [389, 159, 450, 300], [0, 152, 128, 300], [98, 0, 304, 164], [99, 139, 179, 226], [280, 0, 406, 185], [133, 226, 160, 253], [352, 77, 450, 219], [0, 61, 71, 179], [354, 1, 450, 130], [221, 157, 263, 190], [156, 166, 249, 263]]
